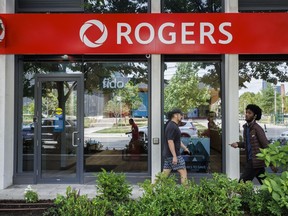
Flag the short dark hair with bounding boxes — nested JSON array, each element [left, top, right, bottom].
[[246, 104, 262, 120], [129, 118, 134, 123], [166, 109, 183, 120]]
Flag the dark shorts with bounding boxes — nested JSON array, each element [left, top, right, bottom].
[[163, 156, 186, 171]]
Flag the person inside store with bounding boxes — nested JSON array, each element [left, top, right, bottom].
[[162, 109, 190, 185], [126, 118, 140, 154], [230, 104, 277, 184], [201, 111, 222, 153], [201, 111, 218, 137]]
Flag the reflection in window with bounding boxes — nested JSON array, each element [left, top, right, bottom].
[[83, 61, 149, 173], [162, 0, 222, 13], [84, 0, 148, 13], [20, 61, 81, 173], [164, 61, 222, 173], [19, 59, 149, 174], [239, 60, 288, 173]]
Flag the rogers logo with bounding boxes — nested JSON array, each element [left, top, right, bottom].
[[0, 18, 5, 43], [79, 19, 108, 48]]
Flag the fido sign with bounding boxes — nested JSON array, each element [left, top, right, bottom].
[[1, 13, 288, 54]]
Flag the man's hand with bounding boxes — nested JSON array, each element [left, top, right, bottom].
[[183, 148, 190, 155], [172, 156, 178, 164], [230, 143, 238, 148]]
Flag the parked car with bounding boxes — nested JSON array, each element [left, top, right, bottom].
[[22, 118, 77, 153], [137, 120, 198, 141], [178, 120, 198, 137], [279, 131, 288, 145]]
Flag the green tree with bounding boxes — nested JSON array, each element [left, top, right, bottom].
[[41, 92, 58, 117], [105, 97, 129, 125], [23, 102, 34, 115], [239, 92, 256, 115], [84, 0, 148, 13], [164, 62, 210, 113], [284, 96, 288, 113], [193, 61, 288, 91], [258, 84, 281, 114], [163, 0, 222, 13], [240, 61, 288, 84], [117, 81, 142, 113], [105, 82, 142, 122], [22, 61, 148, 120]]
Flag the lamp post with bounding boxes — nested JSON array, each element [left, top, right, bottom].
[[273, 84, 277, 124], [274, 86, 277, 115], [116, 96, 122, 127]]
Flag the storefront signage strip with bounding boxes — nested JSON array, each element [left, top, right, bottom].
[[0, 13, 288, 54]]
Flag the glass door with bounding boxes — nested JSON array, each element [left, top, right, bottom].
[[34, 74, 84, 183]]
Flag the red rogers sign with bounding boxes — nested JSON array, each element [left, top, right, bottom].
[[0, 13, 288, 54], [79, 19, 232, 47]]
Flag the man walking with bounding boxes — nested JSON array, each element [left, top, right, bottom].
[[230, 104, 275, 184], [162, 109, 190, 185]]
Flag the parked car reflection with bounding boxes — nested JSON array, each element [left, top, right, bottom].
[[138, 120, 198, 141], [22, 118, 77, 154]]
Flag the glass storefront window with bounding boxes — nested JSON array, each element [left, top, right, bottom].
[[162, 0, 222, 13], [18, 57, 149, 174], [20, 61, 81, 173], [163, 60, 222, 173], [84, 0, 149, 13], [83, 61, 149, 173], [238, 60, 288, 173]]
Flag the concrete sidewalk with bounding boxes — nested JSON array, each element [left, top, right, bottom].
[[0, 184, 143, 200]]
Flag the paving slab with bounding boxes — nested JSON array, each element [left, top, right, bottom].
[[0, 184, 143, 200]]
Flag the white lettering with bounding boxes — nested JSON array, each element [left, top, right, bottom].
[[103, 78, 125, 89], [114, 21, 233, 46], [200, 22, 216, 44], [181, 23, 195, 44], [117, 23, 133, 44], [102, 78, 109, 88], [158, 22, 176, 44], [117, 81, 124, 88], [219, 22, 233, 44], [110, 79, 116, 88], [135, 23, 154, 44]]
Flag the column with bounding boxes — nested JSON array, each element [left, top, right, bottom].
[[224, 0, 240, 179], [150, 0, 162, 182], [0, 0, 15, 189]]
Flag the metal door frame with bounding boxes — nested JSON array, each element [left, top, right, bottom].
[[34, 73, 84, 184]]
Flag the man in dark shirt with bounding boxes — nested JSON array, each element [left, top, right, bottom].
[[162, 109, 190, 185]]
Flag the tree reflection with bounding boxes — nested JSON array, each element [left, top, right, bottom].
[[163, 0, 222, 13], [84, 0, 148, 13]]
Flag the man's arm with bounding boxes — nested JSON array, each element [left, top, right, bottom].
[[180, 142, 190, 153], [230, 142, 245, 148], [168, 140, 177, 164], [256, 126, 269, 149]]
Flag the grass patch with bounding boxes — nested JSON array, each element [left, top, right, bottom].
[[95, 126, 131, 133], [193, 122, 207, 130]]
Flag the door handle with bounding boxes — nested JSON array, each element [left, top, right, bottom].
[[72, 131, 79, 147]]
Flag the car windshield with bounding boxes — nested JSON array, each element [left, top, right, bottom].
[[179, 121, 186, 127]]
